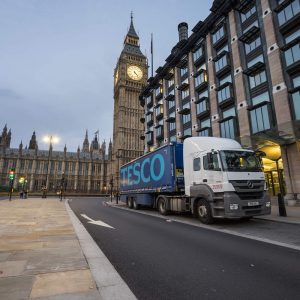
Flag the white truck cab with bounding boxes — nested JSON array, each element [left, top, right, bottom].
[[183, 137, 271, 223]]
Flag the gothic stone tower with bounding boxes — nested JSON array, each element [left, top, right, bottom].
[[112, 15, 148, 189]]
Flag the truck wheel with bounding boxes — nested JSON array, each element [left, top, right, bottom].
[[196, 199, 213, 224], [133, 199, 139, 210], [158, 197, 168, 216], [128, 198, 133, 209]]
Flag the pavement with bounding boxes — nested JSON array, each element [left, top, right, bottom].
[[0, 197, 136, 300], [0, 197, 299, 300]]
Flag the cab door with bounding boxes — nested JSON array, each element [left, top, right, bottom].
[[202, 152, 223, 186]]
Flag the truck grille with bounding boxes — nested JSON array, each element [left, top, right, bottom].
[[229, 180, 265, 200]]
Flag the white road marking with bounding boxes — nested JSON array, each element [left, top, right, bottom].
[[107, 203, 300, 251], [80, 214, 115, 229]]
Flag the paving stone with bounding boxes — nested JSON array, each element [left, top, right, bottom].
[[30, 269, 96, 299], [0, 252, 11, 262], [32, 290, 101, 300], [0, 275, 35, 300], [0, 260, 27, 277]]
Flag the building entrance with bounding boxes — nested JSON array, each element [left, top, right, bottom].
[[259, 144, 286, 197]]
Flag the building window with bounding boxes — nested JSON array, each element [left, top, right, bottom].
[[155, 125, 163, 138], [222, 106, 236, 119], [198, 89, 209, 100], [146, 132, 153, 143], [195, 71, 208, 87], [219, 73, 232, 86], [168, 78, 175, 88], [241, 5, 256, 22], [249, 70, 267, 89], [196, 99, 208, 115], [193, 47, 203, 62], [250, 105, 271, 133], [183, 127, 192, 137], [168, 99, 175, 109], [285, 28, 300, 43], [146, 113, 153, 123], [218, 85, 231, 103], [155, 86, 163, 97], [284, 43, 300, 66], [154, 105, 163, 118], [249, 92, 271, 134], [198, 118, 211, 137], [277, 0, 300, 26], [215, 54, 228, 73], [182, 113, 191, 124], [245, 36, 261, 54], [252, 91, 270, 105], [169, 121, 176, 131], [181, 88, 190, 99], [212, 26, 225, 44], [146, 95, 153, 106], [247, 54, 264, 68], [220, 118, 236, 139], [180, 67, 188, 77]]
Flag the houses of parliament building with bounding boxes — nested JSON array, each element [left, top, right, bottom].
[[0, 124, 112, 194]]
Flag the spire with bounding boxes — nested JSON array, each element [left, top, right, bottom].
[[127, 12, 139, 39], [29, 131, 38, 150], [82, 129, 90, 153], [64, 144, 67, 153]]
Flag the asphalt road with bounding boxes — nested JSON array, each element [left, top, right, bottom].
[[69, 197, 300, 300]]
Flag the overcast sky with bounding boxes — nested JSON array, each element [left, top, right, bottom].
[[0, 0, 211, 151]]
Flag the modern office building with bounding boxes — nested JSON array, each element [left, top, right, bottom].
[[0, 125, 111, 194], [140, 0, 300, 202], [111, 15, 148, 189]]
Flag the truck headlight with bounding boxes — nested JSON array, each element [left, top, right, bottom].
[[230, 204, 239, 210], [266, 201, 271, 208]]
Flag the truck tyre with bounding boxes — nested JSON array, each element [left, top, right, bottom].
[[128, 197, 133, 209], [133, 199, 139, 210], [196, 199, 213, 224], [158, 197, 168, 216]]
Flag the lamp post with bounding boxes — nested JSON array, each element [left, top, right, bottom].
[[43, 135, 59, 198], [116, 149, 123, 204]]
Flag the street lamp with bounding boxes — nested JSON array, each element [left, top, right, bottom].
[[43, 135, 59, 198], [116, 149, 123, 204]]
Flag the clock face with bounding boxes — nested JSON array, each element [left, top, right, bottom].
[[127, 65, 143, 81]]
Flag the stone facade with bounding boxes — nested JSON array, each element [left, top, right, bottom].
[[0, 126, 112, 194], [111, 16, 148, 190], [140, 0, 300, 202]]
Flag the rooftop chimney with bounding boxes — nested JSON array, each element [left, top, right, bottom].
[[178, 22, 188, 41]]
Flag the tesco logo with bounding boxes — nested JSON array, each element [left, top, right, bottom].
[[120, 153, 165, 186]]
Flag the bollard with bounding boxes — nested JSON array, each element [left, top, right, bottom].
[[277, 193, 287, 217]]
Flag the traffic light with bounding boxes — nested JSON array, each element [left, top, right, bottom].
[[19, 177, 25, 184], [9, 169, 15, 180]]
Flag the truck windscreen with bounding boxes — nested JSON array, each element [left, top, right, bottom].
[[220, 150, 262, 172]]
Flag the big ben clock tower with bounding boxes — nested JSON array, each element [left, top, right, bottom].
[[112, 14, 148, 189]]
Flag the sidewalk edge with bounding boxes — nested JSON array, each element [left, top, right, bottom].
[[65, 199, 137, 300]]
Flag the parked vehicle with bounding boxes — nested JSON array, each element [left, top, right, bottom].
[[119, 137, 271, 224]]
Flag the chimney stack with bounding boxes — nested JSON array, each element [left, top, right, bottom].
[[178, 22, 188, 41]]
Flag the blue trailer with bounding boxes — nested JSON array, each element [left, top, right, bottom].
[[119, 137, 271, 224], [120, 143, 184, 211]]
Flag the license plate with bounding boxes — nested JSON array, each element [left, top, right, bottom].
[[248, 201, 259, 206]]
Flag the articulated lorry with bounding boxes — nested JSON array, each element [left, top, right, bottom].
[[119, 137, 271, 224]]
